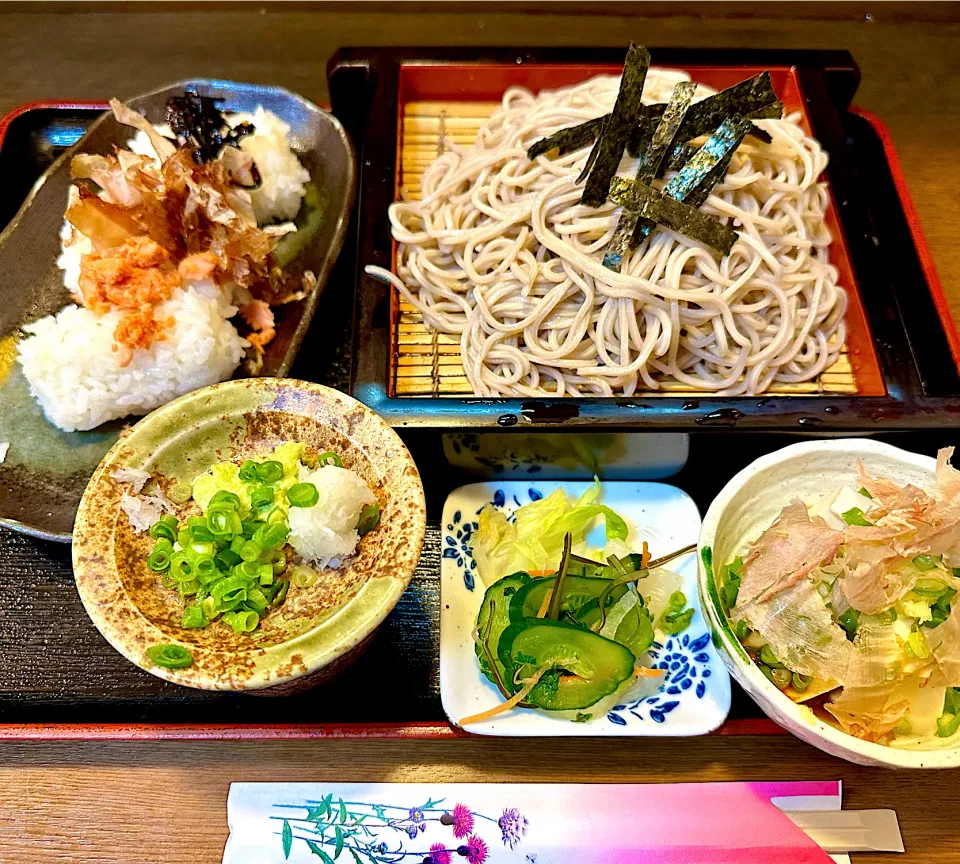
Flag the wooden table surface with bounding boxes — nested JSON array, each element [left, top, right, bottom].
[[2, 3, 960, 862]]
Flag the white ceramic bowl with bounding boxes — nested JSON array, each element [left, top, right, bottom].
[[698, 438, 960, 768]]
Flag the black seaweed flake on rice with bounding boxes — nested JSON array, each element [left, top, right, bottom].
[[579, 43, 650, 207], [604, 81, 697, 271]]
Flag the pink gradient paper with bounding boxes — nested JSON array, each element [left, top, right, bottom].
[[225, 780, 839, 863]]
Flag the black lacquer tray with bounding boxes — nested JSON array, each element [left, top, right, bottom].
[[0, 88, 954, 740], [329, 46, 960, 431]]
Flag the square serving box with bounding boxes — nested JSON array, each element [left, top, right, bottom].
[[329, 46, 960, 432]]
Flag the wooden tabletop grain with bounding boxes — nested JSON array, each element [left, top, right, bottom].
[[2, 3, 960, 862]]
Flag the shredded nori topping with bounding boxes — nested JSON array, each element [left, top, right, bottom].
[[526, 71, 780, 162], [604, 81, 696, 271], [165, 91, 257, 165], [525, 54, 786, 260], [607, 179, 737, 256], [579, 43, 651, 207]]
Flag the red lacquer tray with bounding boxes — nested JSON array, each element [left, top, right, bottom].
[[0, 58, 953, 740]]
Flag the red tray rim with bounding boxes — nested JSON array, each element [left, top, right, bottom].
[[0, 99, 945, 741]]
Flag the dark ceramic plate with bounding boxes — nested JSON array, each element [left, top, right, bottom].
[[0, 79, 356, 541]]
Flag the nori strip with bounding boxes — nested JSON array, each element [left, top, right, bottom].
[[625, 104, 667, 156], [527, 72, 780, 161], [580, 43, 650, 207], [607, 181, 737, 256], [663, 114, 753, 201], [604, 81, 696, 271], [618, 113, 752, 251], [674, 72, 780, 143], [527, 116, 603, 159]]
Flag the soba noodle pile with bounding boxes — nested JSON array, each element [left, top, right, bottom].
[[367, 69, 847, 397]]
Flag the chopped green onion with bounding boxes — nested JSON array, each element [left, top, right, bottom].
[[906, 629, 931, 660], [250, 485, 275, 509], [168, 481, 193, 505], [734, 619, 751, 641], [239, 540, 261, 562], [256, 460, 284, 483], [913, 555, 941, 572], [893, 717, 912, 736], [147, 547, 171, 572], [838, 608, 860, 639], [317, 451, 343, 468], [271, 552, 287, 575], [287, 482, 319, 508], [857, 486, 873, 499], [292, 565, 318, 588], [181, 605, 208, 629], [215, 549, 242, 570], [271, 579, 290, 606], [208, 507, 242, 537], [357, 502, 380, 536], [209, 490, 242, 511], [758, 664, 775, 684], [874, 607, 897, 625], [177, 527, 192, 549], [194, 555, 217, 580], [189, 540, 216, 560], [914, 578, 947, 598], [792, 672, 812, 692], [177, 578, 200, 598], [938, 689, 960, 738], [149, 520, 177, 542], [659, 608, 694, 634], [264, 523, 289, 547], [211, 575, 250, 599], [200, 596, 218, 620], [759, 644, 783, 668], [841, 507, 873, 527], [190, 524, 216, 544], [145, 644, 193, 669], [770, 667, 792, 690], [224, 609, 259, 634], [170, 552, 195, 582], [238, 460, 260, 483]]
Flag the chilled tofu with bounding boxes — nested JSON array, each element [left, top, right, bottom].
[[809, 486, 876, 530]]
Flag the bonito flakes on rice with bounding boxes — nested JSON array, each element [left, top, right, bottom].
[[16, 92, 315, 432]]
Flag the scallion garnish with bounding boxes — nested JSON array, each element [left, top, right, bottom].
[[146, 644, 193, 669], [287, 482, 319, 508]]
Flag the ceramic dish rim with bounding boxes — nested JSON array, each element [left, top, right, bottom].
[[71, 378, 425, 692]]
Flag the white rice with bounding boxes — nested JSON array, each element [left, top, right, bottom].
[[17, 280, 247, 432], [18, 107, 306, 433], [228, 108, 310, 223], [288, 464, 376, 568], [130, 108, 308, 225]]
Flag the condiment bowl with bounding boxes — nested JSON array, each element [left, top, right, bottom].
[[698, 438, 960, 768], [72, 378, 425, 692]]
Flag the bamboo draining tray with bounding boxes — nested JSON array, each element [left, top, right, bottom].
[[392, 99, 857, 397]]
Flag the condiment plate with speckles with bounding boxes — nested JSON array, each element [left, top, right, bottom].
[[72, 378, 425, 692]]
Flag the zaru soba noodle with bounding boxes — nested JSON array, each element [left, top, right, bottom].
[[366, 50, 847, 397]]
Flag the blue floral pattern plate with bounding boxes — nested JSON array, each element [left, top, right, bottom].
[[438, 481, 731, 736]]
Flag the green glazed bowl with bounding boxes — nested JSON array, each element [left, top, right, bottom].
[[72, 378, 425, 692]]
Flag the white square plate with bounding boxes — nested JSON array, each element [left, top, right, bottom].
[[439, 480, 731, 736]]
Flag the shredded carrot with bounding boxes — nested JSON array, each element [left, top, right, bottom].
[[528, 569, 556, 577], [641, 541, 651, 569], [459, 665, 550, 726], [536, 589, 553, 619], [634, 666, 666, 678]]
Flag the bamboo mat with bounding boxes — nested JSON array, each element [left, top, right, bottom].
[[392, 100, 858, 398]]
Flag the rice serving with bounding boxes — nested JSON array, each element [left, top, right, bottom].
[[17, 281, 246, 431], [16, 95, 314, 432], [229, 108, 310, 223], [289, 463, 377, 567]]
